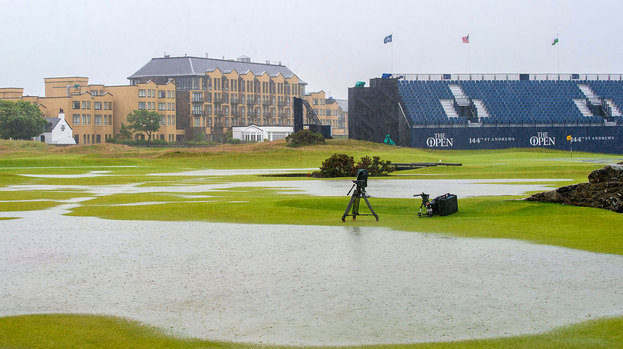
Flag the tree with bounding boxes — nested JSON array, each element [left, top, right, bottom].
[[116, 122, 133, 140], [126, 109, 161, 142], [0, 100, 47, 140]]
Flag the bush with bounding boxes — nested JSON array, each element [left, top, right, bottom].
[[319, 154, 394, 177], [286, 129, 325, 147], [320, 153, 356, 177], [356, 155, 394, 176]]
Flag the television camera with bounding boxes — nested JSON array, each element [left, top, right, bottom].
[[341, 169, 379, 222]]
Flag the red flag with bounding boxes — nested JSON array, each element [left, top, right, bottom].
[[462, 34, 469, 43]]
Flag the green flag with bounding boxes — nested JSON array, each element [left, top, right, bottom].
[[552, 37, 559, 46]]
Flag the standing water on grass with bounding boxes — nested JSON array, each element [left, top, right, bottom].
[[1, 202, 623, 346]]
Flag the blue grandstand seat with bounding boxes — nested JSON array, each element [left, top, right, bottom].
[[399, 78, 623, 125]]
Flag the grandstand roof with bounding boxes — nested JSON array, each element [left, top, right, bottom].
[[128, 56, 304, 83]]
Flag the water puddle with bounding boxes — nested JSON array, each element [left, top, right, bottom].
[[1, 205, 622, 346], [0, 178, 565, 200], [148, 168, 317, 177], [20, 171, 112, 178]]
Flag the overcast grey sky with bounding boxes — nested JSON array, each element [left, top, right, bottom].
[[2, 0, 622, 99]]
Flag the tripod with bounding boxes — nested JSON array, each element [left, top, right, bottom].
[[341, 179, 379, 222], [415, 192, 433, 217]]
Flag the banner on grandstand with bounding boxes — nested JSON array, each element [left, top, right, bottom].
[[411, 126, 623, 153]]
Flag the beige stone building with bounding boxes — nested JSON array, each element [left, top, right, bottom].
[[1, 55, 346, 143], [0, 77, 180, 144], [105, 81, 180, 142], [128, 55, 306, 142], [303, 91, 348, 136]]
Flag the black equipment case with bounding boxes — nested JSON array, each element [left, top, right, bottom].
[[431, 193, 458, 216]]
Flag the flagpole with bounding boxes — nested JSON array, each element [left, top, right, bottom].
[[556, 34, 560, 74], [391, 33, 394, 73], [469, 41, 472, 74], [556, 37, 560, 74]]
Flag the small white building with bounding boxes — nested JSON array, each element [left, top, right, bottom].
[[36, 109, 76, 145], [232, 124, 293, 142]]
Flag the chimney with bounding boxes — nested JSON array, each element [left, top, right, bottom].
[[58, 108, 65, 120]]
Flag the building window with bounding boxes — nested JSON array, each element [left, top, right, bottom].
[[138, 102, 146, 110], [160, 115, 166, 125], [158, 90, 166, 98], [94, 102, 102, 110], [192, 92, 202, 102], [73, 101, 80, 109], [73, 114, 80, 125], [139, 89, 146, 97], [192, 104, 202, 115], [159, 103, 166, 111], [206, 105, 212, 115], [94, 115, 102, 125], [194, 117, 201, 127]]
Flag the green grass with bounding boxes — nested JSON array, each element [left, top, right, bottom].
[[0, 314, 621, 349], [1, 139, 623, 348]]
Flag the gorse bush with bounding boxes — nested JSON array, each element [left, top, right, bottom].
[[356, 155, 394, 176], [320, 153, 356, 177], [286, 130, 325, 147], [319, 153, 394, 177]]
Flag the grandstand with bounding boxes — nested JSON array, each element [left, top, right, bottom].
[[349, 73, 623, 153]]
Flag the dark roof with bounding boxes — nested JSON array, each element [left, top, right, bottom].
[[45, 117, 60, 132], [128, 56, 305, 83]]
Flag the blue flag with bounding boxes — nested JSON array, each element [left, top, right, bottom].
[[384, 34, 392, 44]]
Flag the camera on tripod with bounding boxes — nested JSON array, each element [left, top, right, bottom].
[[342, 169, 379, 222]]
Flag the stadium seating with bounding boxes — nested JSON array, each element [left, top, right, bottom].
[[398, 79, 623, 126]]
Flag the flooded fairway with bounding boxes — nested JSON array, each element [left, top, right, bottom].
[[3, 177, 567, 199], [1, 204, 623, 346]]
